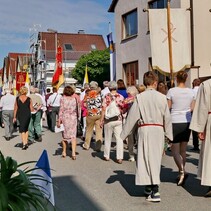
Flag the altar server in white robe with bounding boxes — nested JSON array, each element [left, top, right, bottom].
[[121, 71, 173, 202], [189, 79, 211, 197]]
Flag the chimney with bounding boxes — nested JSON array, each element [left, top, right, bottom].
[[78, 30, 85, 34]]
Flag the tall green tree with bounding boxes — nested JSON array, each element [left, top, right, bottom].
[[71, 48, 110, 88]]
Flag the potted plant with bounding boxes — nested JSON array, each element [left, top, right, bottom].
[[0, 151, 51, 211]]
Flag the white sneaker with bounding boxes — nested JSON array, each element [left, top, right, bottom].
[[128, 156, 135, 162], [146, 192, 161, 202]]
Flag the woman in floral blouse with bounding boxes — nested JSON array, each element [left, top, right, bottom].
[[82, 81, 103, 152], [100, 81, 125, 164]]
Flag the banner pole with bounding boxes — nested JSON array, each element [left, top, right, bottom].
[[108, 22, 113, 81], [167, 0, 174, 87]]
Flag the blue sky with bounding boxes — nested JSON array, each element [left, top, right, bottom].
[[0, 0, 114, 67]]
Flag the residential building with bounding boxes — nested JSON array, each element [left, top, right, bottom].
[[108, 0, 211, 87], [32, 31, 106, 91]]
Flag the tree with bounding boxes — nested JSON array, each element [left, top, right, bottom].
[[71, 48, 110, 88]]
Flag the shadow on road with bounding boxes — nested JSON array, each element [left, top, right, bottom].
[[106, 170, 144, 197], [161, 165, 207, 197], [53, 176, 103, 211]]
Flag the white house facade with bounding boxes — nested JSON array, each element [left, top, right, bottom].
[[109, 0, 211, 87]]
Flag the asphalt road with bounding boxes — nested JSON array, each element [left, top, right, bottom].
[[0, 122, 211, 211]]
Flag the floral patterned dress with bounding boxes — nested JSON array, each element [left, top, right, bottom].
[[59, 96, 79, 140]]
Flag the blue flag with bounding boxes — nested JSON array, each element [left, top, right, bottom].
[[107, 32, 114, 54], [31, 150, 55, 206]]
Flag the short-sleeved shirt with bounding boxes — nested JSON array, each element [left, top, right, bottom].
[[84, 90, 102, 116], [166, 87, 195, 123]]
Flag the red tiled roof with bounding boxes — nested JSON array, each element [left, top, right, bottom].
[[38, 32, 106, 60], [39, 32, 106, 51]]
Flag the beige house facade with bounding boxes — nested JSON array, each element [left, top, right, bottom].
[[109, 0, 211, 87]]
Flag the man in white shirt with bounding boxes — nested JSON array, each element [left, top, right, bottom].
[[47, 87, 62, 132], [0, 88, 16, 141], [101, 81, 110, 98], [35, 88, 47, 128], [80, 83, 90, 101]]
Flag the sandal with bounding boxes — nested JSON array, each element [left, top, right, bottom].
[[177, 171, 188, 186], [62, 152, 66, 158], [116, 159, 123, 164], [103, 157, 110, 161], [72, 155, 76, 160], [22, 144, 28, 150]]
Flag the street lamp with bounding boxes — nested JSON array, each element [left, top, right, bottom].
[[47, 28, 58, 57]]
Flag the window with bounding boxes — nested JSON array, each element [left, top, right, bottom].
[[64, 44, 73, 51], [148, 0, 167, 9], [91, 44, 96, 50], [122, 9, 138, 39], [124, 61, 138, 86]]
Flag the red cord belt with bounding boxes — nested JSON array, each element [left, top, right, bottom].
[[138, 123, 164, 127], [209, 112, 211, 114]]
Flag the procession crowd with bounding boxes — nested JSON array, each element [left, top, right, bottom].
[[0, 70, 210, 203]]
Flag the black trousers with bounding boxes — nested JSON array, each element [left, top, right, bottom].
[[51, 106, 60, 132], [192, 130, 199, 149]]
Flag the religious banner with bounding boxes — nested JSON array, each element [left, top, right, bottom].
[[16, 72, 26, 91], [149, 9, 191, 75], [52, 46, 64, 89]]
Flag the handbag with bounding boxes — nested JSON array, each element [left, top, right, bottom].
[[77, 121, 83, 137], [55, 124, 65, 133], [105, 95, 120, 122], [75, 98, 83, 137]]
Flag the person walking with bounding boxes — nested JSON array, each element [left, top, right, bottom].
[[100, 81, 125, 164], [28, 87, 43, 142], [45, 88, 52, 129], [190, 78, 211, 197], [101, 81, 110, 98], [121, 71, 172, 202], [0, 88, 16, 141], [47, 87, 62, 132], [190, 78, 201, 151], [123, 86, 139, 162], [82, 81, 103, 151], [58, 86, 80, 160], [13, 86, 34, 150], [117, 79, 128, 99], [166, 70, 195, 185]]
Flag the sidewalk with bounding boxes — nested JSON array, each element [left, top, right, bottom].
[[0, 125, 210, 211]]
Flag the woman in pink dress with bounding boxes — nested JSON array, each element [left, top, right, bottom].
[[57, 86, 80, 160]]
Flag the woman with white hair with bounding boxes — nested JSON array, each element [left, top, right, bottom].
[[100, 81, 125, 164], [123, 86, 139, 161]]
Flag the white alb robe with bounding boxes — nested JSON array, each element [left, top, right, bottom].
[[190, 79, 211, 186], [121, 88, 172, 185]]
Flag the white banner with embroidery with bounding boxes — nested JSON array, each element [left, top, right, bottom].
[[149, 9, 191, 74]]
